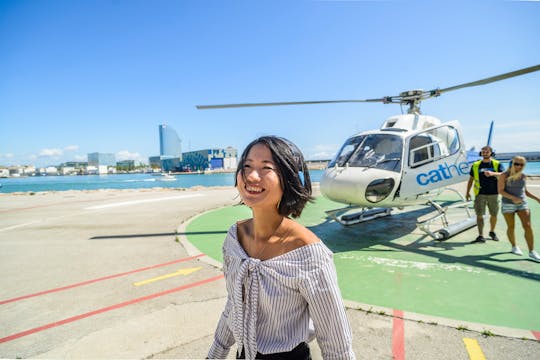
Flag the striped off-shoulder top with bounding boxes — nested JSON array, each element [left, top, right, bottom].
[[208, 223, 355, 360]]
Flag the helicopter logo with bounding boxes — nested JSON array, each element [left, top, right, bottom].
[[197, 64, 540, 240]]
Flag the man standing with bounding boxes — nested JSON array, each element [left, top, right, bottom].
[[466, 145, 504, 243]]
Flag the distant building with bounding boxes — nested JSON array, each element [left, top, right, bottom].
[[496, 151, 540, 161], [62, 161, 88, 168], [182, 147, 237, 171], [150, 124, 237, 172], [116, 160, 135, 171], [59, 162, 88, 175], [88, 153, 116, 167], [149, 124, 184, 172], [161, 157, 183, 172], [88, 152, 116, 174], [148, 156, 162, 169], [159, 124, 182, 159]]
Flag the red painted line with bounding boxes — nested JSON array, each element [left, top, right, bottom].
[[0, 274, 224, 344], [532, 330, 540, 340], [0, 254, 204, 305], [392, 309, 405, 360]]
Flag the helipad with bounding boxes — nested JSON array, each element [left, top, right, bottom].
[[185, 189, 540, 336]]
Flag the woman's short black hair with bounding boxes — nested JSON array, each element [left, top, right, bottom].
[[235, 136, 313, 218]]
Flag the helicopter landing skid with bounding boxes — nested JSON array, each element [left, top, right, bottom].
[[326, 206, 392, 226], [416, 188, 476, 241]]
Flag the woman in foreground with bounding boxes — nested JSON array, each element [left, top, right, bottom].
[[207, 136, 355, 359]]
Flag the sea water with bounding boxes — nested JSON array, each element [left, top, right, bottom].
[[1, 162, 539, 194], [0, 171, 325, 194]]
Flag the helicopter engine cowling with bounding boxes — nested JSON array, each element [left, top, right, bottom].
[[320, 166, 401, 207]]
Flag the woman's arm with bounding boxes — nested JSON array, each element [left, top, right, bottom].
[[208, 239, 236, 359], [525, 185, 540, 203], [300, 255, 356, 360], [207, 292, 235, 359]]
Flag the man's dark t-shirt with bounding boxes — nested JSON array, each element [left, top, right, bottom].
[[470, 160, 505, 195]]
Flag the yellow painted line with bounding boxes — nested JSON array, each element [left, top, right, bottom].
[[463, 338, 486, 360], [133, 267, 202, 286]]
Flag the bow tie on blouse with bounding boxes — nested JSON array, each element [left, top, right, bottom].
[[233, 257, 261, 360]]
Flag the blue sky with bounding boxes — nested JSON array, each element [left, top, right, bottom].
[[1, 0, 539, 168]]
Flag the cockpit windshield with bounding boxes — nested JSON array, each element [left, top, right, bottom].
[[329, 134, 403, 172]]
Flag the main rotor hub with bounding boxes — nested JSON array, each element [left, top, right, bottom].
[[398, 89, 425, 114], [399, 89, 424, 99]]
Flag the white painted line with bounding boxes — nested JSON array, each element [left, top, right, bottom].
[[0, 221, 41, 232], [84, 194, 204, 210], [368, 256, 482, 273]]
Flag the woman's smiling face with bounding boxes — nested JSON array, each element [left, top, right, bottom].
[[237, 143, 283, 211]]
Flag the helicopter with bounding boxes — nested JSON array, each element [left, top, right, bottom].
[[197, 64, 540, 240]]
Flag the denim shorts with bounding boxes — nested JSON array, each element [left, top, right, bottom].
[[501, 200, 529, 214]]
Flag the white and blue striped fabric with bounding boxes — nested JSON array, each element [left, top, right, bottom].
[[208, 223, 356, 360]]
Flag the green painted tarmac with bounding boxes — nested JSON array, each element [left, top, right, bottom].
[[186, 196, 540, 333]]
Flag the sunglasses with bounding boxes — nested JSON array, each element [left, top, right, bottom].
[[513, 163, 525, 167]]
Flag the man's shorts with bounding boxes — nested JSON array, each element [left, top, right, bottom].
[[474, 194, 500, 216], [501, 200, 529, 214]]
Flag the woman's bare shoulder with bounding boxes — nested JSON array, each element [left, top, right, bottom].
[[234, 219, 253, 247], [286, 219, 320, 247]]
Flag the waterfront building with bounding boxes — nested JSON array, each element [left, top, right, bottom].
[[149, 124, 184, 172], [161, 157, 183, 172], [59, 162, 87, 175], [88, 153, 116, 167], [60, 166, 76, 175], [159, 124, 182, 159], [22, 165, 36, 175], [496, 151, 540, 161], [62, 161, 88, 168], [88, 152, 116, 174], [116, 160, 135, 172], [148, 156, 162, 169], [182, 147, 237, 171]]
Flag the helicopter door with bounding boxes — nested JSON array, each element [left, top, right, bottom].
[[399, 121, 469, 199]]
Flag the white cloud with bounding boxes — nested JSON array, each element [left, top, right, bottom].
[[74, 154, 87, 161], [116, 150, 144, 162], [306, 144, 340, 160], [63, 145, 79, 152], [0, 153, 14, 158], [38, 148, 63, 157]]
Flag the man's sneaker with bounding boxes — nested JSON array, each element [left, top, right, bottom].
[[530, 250, 540, 262], [471, 236, 486, 244], [511, 246, 523, 256], [489, 231, 499, 241]]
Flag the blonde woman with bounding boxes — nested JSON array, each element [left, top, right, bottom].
[[497, 156, 540, 261]]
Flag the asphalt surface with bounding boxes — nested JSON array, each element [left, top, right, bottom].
[[1, 184, 539, 359]]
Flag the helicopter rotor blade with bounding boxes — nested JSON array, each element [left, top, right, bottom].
[[435, 64, 540, 95], [196, 98, 385, 110], [196, 64, 540, 110]]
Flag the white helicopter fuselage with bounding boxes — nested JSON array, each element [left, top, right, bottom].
[[320, 114, 471, 208]]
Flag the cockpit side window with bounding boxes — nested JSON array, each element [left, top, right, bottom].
[[408, 125, 460, 168]]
